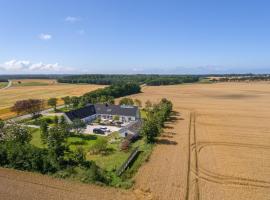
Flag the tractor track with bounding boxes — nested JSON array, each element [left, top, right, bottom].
[[185, 112, 200, 200]]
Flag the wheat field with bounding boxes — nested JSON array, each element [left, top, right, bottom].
[[0, 79, 105, 119]]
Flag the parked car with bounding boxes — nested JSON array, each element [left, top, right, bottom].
[[93, 128, 105, 135]]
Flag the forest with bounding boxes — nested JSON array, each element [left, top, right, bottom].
[[57, 74, 199, 85]]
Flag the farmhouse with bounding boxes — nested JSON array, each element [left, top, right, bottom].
[[63, 103, 140, 124], [119, 119, 142, 137]]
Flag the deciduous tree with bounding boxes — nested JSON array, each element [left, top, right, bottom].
[[11, 99, 44, 118], [119, 97, 134, 106], [48, 98, 57, 111]]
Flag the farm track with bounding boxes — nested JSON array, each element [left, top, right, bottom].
[[186, 112, 200, 200], [0, 80, 12, 90], [184, 112, 192, 200]]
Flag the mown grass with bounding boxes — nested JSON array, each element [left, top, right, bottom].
[[0, 82, 8, 89], [29, 128, 45, 148]]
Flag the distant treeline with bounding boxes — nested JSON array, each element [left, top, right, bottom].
[[215, 75, 270, 82], [60, 83, 141, 109], [57, 75, 199, 86], [0, 74, 66, 80], [82, 83, 141, 103], [0, 79, 8, 82]]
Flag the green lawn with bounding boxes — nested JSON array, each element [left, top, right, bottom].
[[29, 128, 45, 148], [29, 128, 131, 172], [13, 82, 50, 87], [89, 142, 130, 171], [0, 82, 8, 89], [140, 109, 147, 119], [20, 115, 56, 126], [67, 134, 98, 151]]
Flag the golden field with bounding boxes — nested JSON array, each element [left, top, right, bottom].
[[0, 79, 105, 119], [1, 82, 270, 200]]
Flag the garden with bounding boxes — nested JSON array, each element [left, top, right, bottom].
[[0, 97, 173, 188]]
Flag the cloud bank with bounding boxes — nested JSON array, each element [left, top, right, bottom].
[[0, 60, 74, 73]]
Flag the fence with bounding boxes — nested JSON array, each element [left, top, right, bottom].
[[117, 147, 139, 176]]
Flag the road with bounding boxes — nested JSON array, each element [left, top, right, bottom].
[[10, 105, 65, 122]]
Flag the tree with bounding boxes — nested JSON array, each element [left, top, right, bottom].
[[70, 96, 80, 108], [2, 123, 32, 144], [0, 119, 5, 140], [62, 96, 71, 108], [106, 96, 115, 104], [48, 98, 57, 111], [71, 146, 86, 166], [145, 100, 152, 109], [134, 99, 142, 107], [11, 99, 44, 118], [71, 119, 86, 134], [59, 115, 67, 125], [53, 116, 59, 124], [89, 137, 108, 154], [47, 125, 69, 169], [140, 117, 160, 143], [0, 119, 4, 129], [119, 97, 134, 106], [40, 122, 49, 145]]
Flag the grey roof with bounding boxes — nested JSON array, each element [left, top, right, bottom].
[[64, 104, 96, 121], [94, 104, 138, 117], [120, 120, 143, 136], [126, 120, 142, 134]]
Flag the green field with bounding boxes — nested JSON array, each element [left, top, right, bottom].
[[0, 82, 8, 89]]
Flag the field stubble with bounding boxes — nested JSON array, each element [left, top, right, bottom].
[[0, 79, 105, 119]]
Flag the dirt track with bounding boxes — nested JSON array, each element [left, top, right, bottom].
[[1, 82, 270, 199]]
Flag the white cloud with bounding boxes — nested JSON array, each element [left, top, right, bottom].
[[0, 60, 74, 73], [2, 60, 31, 70], [65, 16, 80, 23], [39, 33, 52, 40]]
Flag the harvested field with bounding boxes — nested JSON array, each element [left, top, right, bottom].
[[0, 79, 105, 119], [131, 82, 270, 200], [1, 82, 270, 200]]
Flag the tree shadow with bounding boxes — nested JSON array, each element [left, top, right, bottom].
[[70, 134, 97, 141], [167, 111, 184, 123], [163, 125, 174, 129], [161, 134, 174, 138], [70, 141, 86, 145], [156, 138, 178, 145]]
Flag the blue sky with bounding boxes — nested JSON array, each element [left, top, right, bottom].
[[0, 0, 270, 74]]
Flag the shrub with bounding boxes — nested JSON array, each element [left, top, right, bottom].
[[89, 137, 108, 154]]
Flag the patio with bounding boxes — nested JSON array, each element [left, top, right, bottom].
[[84, 124, 121, 136]]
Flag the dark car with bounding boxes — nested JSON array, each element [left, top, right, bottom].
[[93, 128, 105, 135]]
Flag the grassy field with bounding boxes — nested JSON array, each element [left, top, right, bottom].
[[11, 79, 57, 87], [0, 79, 105, 119], [0, 82, 8, 89]]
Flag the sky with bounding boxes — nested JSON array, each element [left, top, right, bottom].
[[1, 0, 270, 74]]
